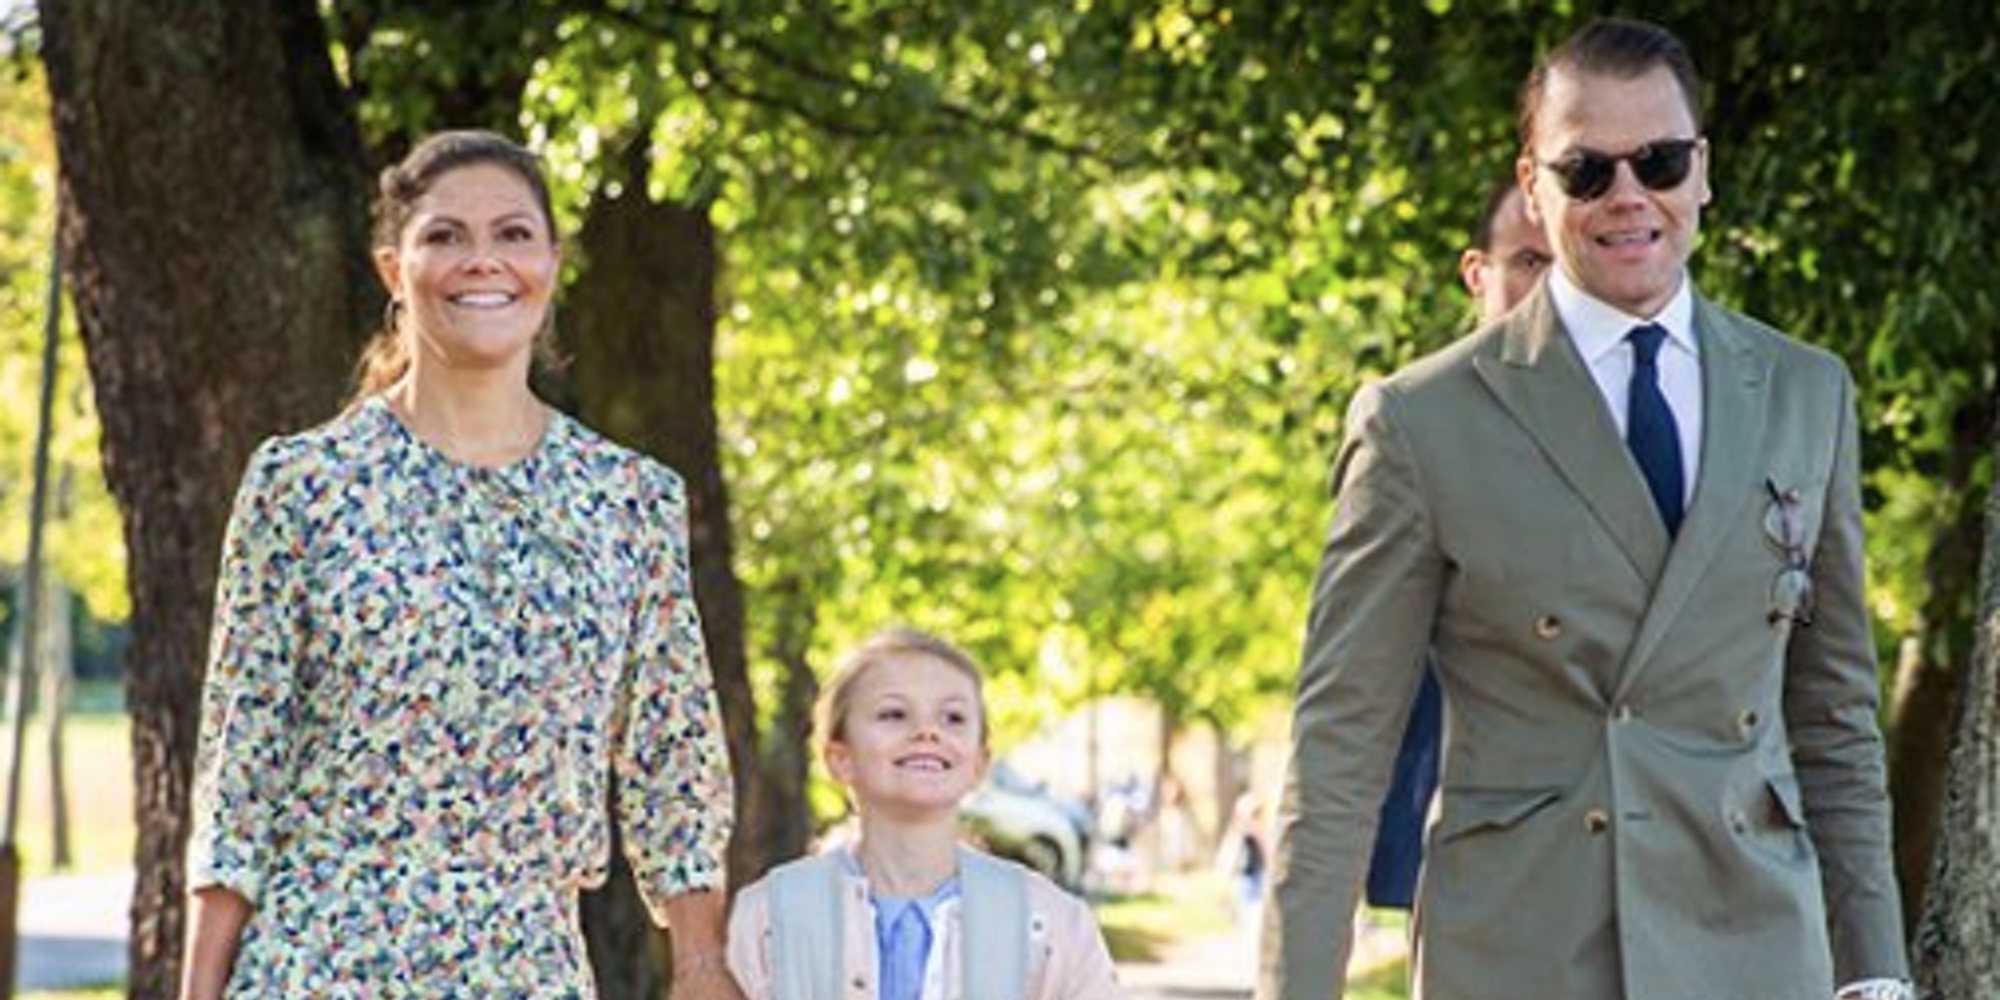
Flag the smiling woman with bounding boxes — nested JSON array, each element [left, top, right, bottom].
[[179, 132, 742, 1000], [354, 133, 564, 466]]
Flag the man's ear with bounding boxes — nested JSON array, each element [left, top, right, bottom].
[[1516, 157, 1546, 227], [1459, 248, 1488, 299], [1697, 139, 1713, 207]]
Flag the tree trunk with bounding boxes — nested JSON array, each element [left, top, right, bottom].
[[35, 2, 372, 994], [757, 577, 820, 865], [1150, 716, 1190, 871], [1887, 396, 1987, 938], [1912, 412, 2000, 997], [39, 582, 72, 871], [566, 149, 760, 998]]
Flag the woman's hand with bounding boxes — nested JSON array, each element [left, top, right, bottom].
[[669, 953, 747, 999], [662, 888, 747, 999]]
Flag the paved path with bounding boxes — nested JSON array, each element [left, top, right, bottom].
[[16, 870, 130, 992], [1119, 925, 1257, 999], [1119, 917, 1407, 999], [17, 871, 1412, 997]]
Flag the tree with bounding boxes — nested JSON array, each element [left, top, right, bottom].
[[26, 2, 2000, 994], [35, 4, 373, 995], [1, 42, 121, 628], [1912, 418, 2000, 996]]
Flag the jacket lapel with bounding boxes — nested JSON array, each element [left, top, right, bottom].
[[1611, 296, 1774, 702], [1472, 285, 1669, 587]]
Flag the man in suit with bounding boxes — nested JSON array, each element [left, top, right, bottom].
[[1260, 18, 1911, 1000], [1365, 178, 1553, 912]]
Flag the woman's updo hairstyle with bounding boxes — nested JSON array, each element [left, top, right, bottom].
[[350, 130, 560, 401]]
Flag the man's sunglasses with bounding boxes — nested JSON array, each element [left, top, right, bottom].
[[1538, 138, 1703, 202]]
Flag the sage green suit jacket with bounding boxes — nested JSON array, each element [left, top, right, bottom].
[[1260, 284, 1907, 999]]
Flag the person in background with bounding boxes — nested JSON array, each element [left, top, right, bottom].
[[1364, 176, 1554, 913], [1459, 177, 1555, 322], [1263, 19, 1909, 999], [727, 628, 1122, 999], [181, 130, 741, 1000], [1220, 792, 1271, 925]]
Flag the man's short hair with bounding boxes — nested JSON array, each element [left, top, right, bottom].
[[1470, 177, 1521, 252], [1517, 18, 1703, 151]]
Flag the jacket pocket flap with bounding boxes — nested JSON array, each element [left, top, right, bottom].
[[1765, 774, 1807, 829], [1434, 788, 1563, 844]]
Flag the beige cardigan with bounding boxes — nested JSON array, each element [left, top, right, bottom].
[[726, 849, 1123, 999]]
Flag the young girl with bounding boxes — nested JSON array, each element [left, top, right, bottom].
[[727, 628, 1122, 999]]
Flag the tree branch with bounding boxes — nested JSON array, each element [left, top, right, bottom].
[[565, 0, 1149, 173]]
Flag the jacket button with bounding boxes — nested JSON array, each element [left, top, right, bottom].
[[1737, 708, 1760, 735], [1612, 704, 1634, 723], [1728, 810, 1748, 834], [1534, 614, 1563, 639], [1584, 809, 1610, 833]]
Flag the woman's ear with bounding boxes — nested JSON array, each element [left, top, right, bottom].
[[372, 245, 403, 301]]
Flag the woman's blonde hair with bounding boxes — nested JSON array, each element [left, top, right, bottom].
[[349, 130, 561, 404], [814, 627, 989, 756]]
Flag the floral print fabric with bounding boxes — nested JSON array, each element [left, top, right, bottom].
[[187, 396, 733, 998]]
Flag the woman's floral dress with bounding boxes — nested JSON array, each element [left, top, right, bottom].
[[186, 396, 733, 998]]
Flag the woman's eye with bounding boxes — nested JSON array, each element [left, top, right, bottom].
[[421, 228, 461, 246], [500, 225, 536, 242]]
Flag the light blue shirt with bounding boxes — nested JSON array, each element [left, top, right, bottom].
[[838, 850, 962, 1000]]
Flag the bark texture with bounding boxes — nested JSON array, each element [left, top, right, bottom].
[[566, 155, 760, 999], [1887, 396, 1987, 937], [1912, 416, 2000, 998], [35, 2, 371, 994]]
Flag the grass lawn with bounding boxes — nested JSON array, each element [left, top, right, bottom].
[[1348, 957, 1412, 999], [21, 988, 122, 1000], [1095, 871, 1412, 997], [8, 684, 135, 877], [1094, 870, 1238, 963]]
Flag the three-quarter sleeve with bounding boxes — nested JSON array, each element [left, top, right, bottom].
[[614, 466, 734, 924], [186, 439, 311, 904]]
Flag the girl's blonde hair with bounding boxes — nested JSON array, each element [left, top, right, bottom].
[[814, 627, 989, 755]]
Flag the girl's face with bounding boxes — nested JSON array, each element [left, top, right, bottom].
[[826, 652, 988, 818], [373, 162, 558, 378]]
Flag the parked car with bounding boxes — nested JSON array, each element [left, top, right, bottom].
[[961, 762, 1092, 891]]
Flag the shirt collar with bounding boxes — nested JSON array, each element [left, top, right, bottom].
[[839, 847, 963, 915], [1548, 265, 1698, 365]]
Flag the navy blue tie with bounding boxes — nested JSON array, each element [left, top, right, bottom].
[[1626, 323, 1684, 536]]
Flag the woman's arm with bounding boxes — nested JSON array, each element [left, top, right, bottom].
[[182, 440, 312, 996], [179, 887, 252, 1000], [613, 465, 735, 917]]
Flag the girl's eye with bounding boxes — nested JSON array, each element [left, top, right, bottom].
[[876, 707, 906, 722], [944, 710, 969, 726]]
